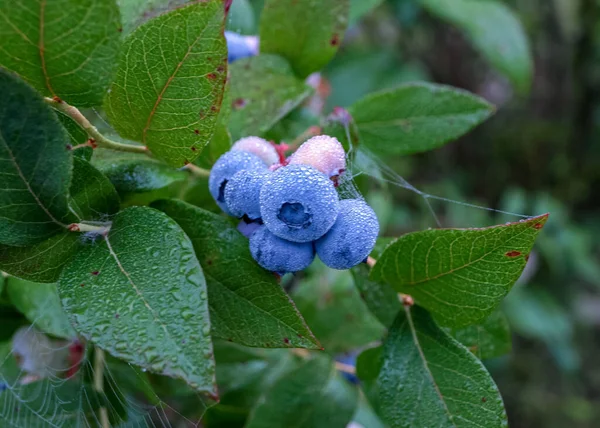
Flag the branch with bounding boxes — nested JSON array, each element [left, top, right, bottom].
[[93, 348, 110, 428], [183, 162, 211, 178], [45, 97, 150, 155]]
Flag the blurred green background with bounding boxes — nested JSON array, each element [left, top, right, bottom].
[[230, 0, 600, 426]]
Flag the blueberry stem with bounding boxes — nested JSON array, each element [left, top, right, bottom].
[[366, 256, 377, 268], [45, 97, 150, 155]]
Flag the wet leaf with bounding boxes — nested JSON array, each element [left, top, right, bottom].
[[228, 55, 313, 140], [350, 83, 494, 156], [259, 0, 349, 78], [105, 1, 228, 167], [369, 306, 507, 427], [371, 215, 549, 328], [0, 69, 72, 246], [58, 206, 215, 394], [0, 0, 121, 106], [152, 199, 320, 349]]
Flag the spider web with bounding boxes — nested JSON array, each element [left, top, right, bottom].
[[330, 109, 532, 228], [0, 304, 211, 427]]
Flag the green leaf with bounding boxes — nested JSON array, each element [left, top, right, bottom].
[[0, 0, 121, 106], [448, 309, 511, 360], [0, 69, 72, 246], [0, 233, 80, 283], [292, 262, 384, 354], [58, 206, 215, 394], [420, 0, 532, 93], [349, 83, 494, 156], [6, 277, 75, 339], [92, 150, 187, 205], [246, 355, 358, 428], [259, 0, 349, 78], [152, 199, 320, 349], [228, 55, 313, 140], [352, 264, 401, 328], [371, 214, 548, 328], [69, 157, 120, 221], [104, 1, 228, 167], [374, 306, 507, 427]]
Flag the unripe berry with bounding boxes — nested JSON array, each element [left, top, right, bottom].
[[209, 151, 266, 215], [232, 136, 279, 166], [225, 169, 270, 220], [260, 165, 340, 243], [315, 199, 379, 270], [288, 135, 346, 178], [249, 225, 315, 274]]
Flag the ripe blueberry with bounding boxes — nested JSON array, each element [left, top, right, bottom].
[[249, 225, 315, 274], [315, 199, 379, 270], [225, 31, 258, 63], [260, 165, 340, 243], [232, 136, 279, 166], [288, 135, 346, 178], [209, 151, 266, 215], [225, 169, 270, 220]]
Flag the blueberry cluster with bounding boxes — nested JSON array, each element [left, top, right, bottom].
[[209, 135, 379, 275]]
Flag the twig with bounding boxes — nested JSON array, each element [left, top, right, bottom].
[[93, 348, 110, 428], [288, 125, 322, 151], [67, 222, 111, 234], [45, 97, 150, 155], [183, 162, 211, 178]]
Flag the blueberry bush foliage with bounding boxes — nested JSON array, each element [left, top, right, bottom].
[[0, 0, 547, 426]]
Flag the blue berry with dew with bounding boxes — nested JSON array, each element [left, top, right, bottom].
[[249, 225, 315, 274], [225, 169, 270, 220], [315, 199, 379, 270], [232, 136, 280, 166], [209, 151, 267, 215], [288, 135, 346, 179], [260, 164, 340, 243]]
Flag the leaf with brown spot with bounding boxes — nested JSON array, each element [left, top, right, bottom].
[[104, 1, 227, 167], [371, 214, 549, 328]]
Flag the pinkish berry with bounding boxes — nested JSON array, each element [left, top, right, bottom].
[[288, 135, 346, 178], [232, 136, 279, 166]]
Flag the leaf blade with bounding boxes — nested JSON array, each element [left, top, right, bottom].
[[371, 214, 548, 327], [104, 1, 228, 167], [228, 54, 313, 141], [0, 69, 72, 246], [259, 0, 349, 78], [349, 82, 494, 156], [372, 306, 507, 427], [58, 206, 215, 394], [0, 0, 121, 106], [152, 199, 320, 349]]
